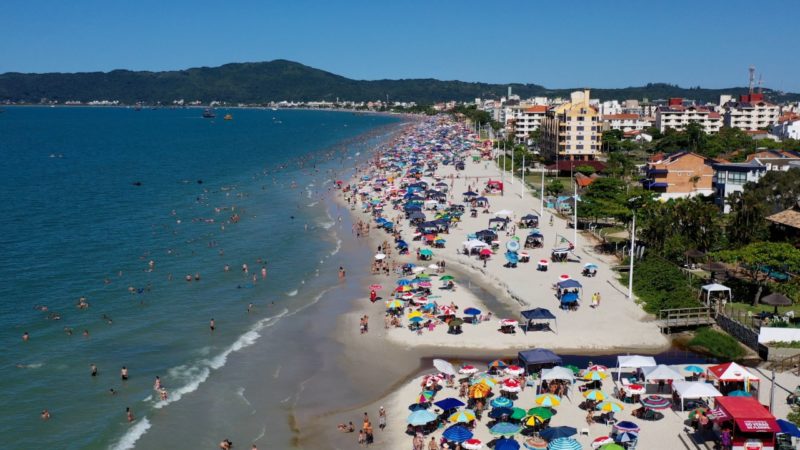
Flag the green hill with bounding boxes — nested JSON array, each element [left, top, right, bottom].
[[1, 59, 797, 105]]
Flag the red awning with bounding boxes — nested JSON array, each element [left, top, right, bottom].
[[735, 418, 781, 433]]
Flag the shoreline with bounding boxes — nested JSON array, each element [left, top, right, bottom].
[[297, 117, 673, 449]]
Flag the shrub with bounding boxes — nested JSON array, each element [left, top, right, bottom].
[[688, 327, 746, 360]]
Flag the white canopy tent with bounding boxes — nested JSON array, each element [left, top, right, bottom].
[[494, 209, 514, 218], [672, 381, 723, 410], [616, 355, 657, 380], [463, 240, 488, 252], [541, 366, 575, 383], [642, 364, 685, 382], [700, 283, 732, 307]]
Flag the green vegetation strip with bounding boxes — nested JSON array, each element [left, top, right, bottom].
[[688, 327, 746, 360]]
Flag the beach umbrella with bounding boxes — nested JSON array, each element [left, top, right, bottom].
[[501, 319, 519, 327], [490, 422, 521, 436], [468, 383, 491, 398], [374, 253, 386, 260], [443, 425, 473, 443], [495, 438, 521, 450], [547, 438, 582, 450], [688, 406, 709, 420], [524, 437, 548, 449], [540, 426, 577, 441], [684, 365, 705, 374], [510, 407, 527, 421], [487, 359, 506, 369], [525, 415, 545, 427], [462, 438, 483, 450], [449, 318, 464, 327], [586, 364, 608, 372], [491, 397, 513, 408], [434, 397, 465, 411], [480, 248, 493, 256], [583, 263, 598, 270], [778, 419, 800, 438], [448, 409, 477, 423], [407, 409, 437, 425], [592, 436, 614, 448], [434, 359, 456, 376], [408, 311, 422, 319], [598, 444, 624, 450], [613, 421, 640, 433], [459, 365, 478, 375], [641, 395, 671, 409], [564, 365, 580, 375], [420, 249, 433, 257], [504, 365, 524, 376], [624, 384, 645, 395], [440, 275, 455, 281], [369, 284, 383, 291], [385, 299, 404, 309], [595, 401, 623, 412], [535, 394, 561, 407], [526, 407, 554, 420], [727, 390, 752, 397], [559, 274, 570, 281], [613, 432, 638, 443], [583, 370, 608, 381], [397, 279, 412, 286], [582, 389, 605, 401], [488, 407, 514, 419]]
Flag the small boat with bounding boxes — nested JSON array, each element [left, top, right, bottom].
[[224, 114, 233, 121], [202, 108, 216, 119]]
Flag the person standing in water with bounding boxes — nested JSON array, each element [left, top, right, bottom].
[[210, 318, 215, 332], [90, 364, 98, 377], [22, 331, 29, 342], [126, 407, 134, 422], [120, 366, 128, 381]]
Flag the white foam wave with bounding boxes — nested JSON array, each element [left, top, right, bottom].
[[154, 309, 289, 410], [109, 417, 151, 450], [318, 221, 335, 230], [286, 289, 298, 297], [273, 365, 282, 379], [330, 238, 342, 256], [307, 201, 319, 207], [254, 426, 266, 442]]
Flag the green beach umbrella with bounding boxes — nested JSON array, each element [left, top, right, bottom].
[[440, 275, 455, 281], [526, 407, 554, 420], [510, 407, 527, 420], [600, 445, 625, 450], [564, 365, 580, 375], [420, 249, 433, 256]]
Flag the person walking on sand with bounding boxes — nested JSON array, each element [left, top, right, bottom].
[[596, 292, 601, 307], [378, 406, 386, 430]]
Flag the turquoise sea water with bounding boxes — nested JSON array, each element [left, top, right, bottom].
[[0, 107, 401, 449]]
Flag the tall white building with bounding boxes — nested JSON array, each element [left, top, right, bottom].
[[601, 114, 652, 132], [722, 94, 780, 131], [655, 98, 722, 134], [772, 120, 800, 140], [506, 105, 548, 143]]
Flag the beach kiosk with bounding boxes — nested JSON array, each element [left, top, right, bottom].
[[713, 396, 779, 450]]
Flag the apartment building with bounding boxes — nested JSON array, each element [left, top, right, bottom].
[[655, 98, 723, 134], [601, 113, 652, 132], [642, 151, 715, 199], [713, 150, 800, 212], [722, 94, 780, 131], [540, 90, 602, 161], [505, 105, 547, 143]]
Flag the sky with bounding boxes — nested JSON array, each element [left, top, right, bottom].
[[1, 0, 798, 91]]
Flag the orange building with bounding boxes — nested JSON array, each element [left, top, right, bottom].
[[642, 151, 716, 199]]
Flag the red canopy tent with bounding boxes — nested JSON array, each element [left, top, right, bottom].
[[714, 396, 778, 450], [486, 180, 504, 194], [707, 362, 760, 396]]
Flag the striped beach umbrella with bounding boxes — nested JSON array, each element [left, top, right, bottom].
[[491, 397, 513, 408], [614, 432, 639, 443], [407, 409, 436, 425], [583, 370, 608, 381], [535, 394, 561, 407], [641, 395, 671, 410], [547, 438, 582, 450], [490, 422, 521, 436], [525, 437, 548, 449], [448, 409, 476, 423], [613, 421, 640, 433], [582, 389, 605, 401], [595, 401, 624, 412], [459, 365, 479, 375], [385, 299, 404, 309], [462, 438, 483, 450]]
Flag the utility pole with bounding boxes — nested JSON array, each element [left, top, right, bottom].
[[628, 212, 636, 299], [511, 144, 515, 185], [770, 370, 776, 411], [520, 152, 525, 198], [573, 183, 578, 247], [502, 142, 506, 184], [540, 166, 545, 216]]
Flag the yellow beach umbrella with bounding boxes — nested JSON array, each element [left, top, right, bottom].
[[534, 394, 561, 407], [408, 311, 423, 319], [582, 389, 606, 401], [583, 370, 608, 381]]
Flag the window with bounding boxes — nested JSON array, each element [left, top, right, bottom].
[[727, 171, 747, 185], [577, 126, 584, 131], [577, 135, 584, 140], [591, 126, 596, 131], [577, 144, 584, 149]]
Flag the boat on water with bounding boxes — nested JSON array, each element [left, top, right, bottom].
[[224, 114, 233, 121], [202, 108, 216, 119]]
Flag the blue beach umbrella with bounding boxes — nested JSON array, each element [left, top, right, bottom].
[[727, 390, 751, 397], [613, 421, 640, 433], [464, 307, 482, 316], [409, 316, 424, 323], [540, 426, 577, 441], [614, 432, 639, 443], [490, 422, 521, 436], [488, 407, 514, 419], [495, 438, 521, 450], [548, 438, 582, 450], [491, 397, 514, 408], [434, 397, 465, 411], [397, 279, 412, 286], [684, 365, 705, 374], [407, 409, 437, 425], [778, 419, 800, 438], [442, 425, 473, 442]]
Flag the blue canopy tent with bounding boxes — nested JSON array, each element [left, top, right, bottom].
[[521, 308, 557, 334], [556, 279, 582, 290], [560, 292, 579, 309], [517, 348, 562, 374]]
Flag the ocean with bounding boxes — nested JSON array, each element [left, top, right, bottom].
[[0, 106, 404, 449]]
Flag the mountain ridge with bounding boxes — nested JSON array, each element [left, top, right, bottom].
[[1, 59, 797, 104]]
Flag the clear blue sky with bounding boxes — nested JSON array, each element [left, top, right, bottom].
[[1, 0, 798, 91]]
